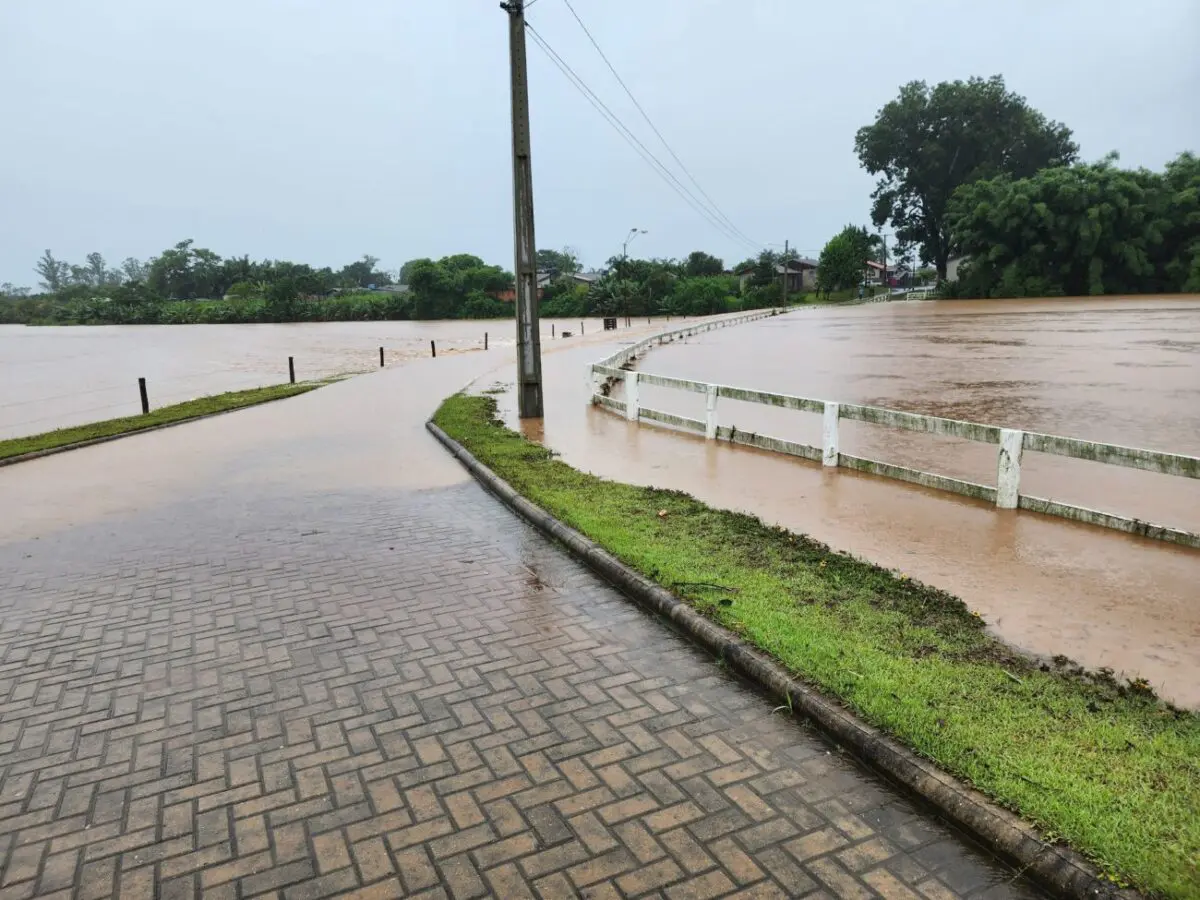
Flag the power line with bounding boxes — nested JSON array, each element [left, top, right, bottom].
[[526, 23, 759, 255], [524, 23, 761, 254], [559, 0, 761, 250]]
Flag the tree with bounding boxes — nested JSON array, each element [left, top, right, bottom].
[[855, 75, 1078, 279], [946, 152, 1200, 297], [0, 283, 31, 298], [683, 251, 724, 277], [121, 257, 151, 283], [338, 254, 391, 288], [535, 248, 581, 277], [86, 252, 111, 286], [35, 250, 69, 292], [817, 225, 876, 292], [749, 250, 780, 288]]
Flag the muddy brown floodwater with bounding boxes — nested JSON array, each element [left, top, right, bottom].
[[0, 317, 637, 440], [489, 298, 1200, 708]]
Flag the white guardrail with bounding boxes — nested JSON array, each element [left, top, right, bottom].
[[589, 310, 1200, 549]]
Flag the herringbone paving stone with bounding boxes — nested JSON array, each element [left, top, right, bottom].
[[0, 481, 1043, 898]]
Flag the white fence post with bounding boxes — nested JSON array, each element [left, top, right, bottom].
[[626, 372, 640, 422], [997, 428, 1024, 509], [705, 385, 719, 439], [822, 402, 840, 467]]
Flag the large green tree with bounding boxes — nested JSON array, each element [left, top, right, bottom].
[[947, 152, 1200, 297], [683, 250, 724, 277], [35, 249, 69, 292], [817, 225, 878, 291], [855, 75, 1078, 279], [535, 247, 581, 277]]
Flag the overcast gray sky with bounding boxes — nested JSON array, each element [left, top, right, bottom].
[[2, 0, 1198, 285]]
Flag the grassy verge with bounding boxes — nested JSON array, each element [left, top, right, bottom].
[[434, 393, 1200, 899], [0, 383, 321, 461]]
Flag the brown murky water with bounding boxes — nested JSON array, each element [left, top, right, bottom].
[[491, 298, 1200, 707], [0, 317, 637, 440]]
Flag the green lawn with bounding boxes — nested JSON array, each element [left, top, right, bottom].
[[0, 383, 321, 461], [434, 392, 1200, 899]]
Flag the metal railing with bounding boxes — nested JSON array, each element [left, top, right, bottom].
[[589, 322, 1200, 550]]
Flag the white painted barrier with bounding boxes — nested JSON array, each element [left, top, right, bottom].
[[589, 321, 1200, 549]]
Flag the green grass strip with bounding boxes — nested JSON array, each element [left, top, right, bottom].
[[0, 383, 321, 461], [434, 392, 1200, 899]]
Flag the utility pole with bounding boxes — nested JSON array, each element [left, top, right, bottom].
[[781, 239, 789, 306], [503, 0, 543, 418], [881, 231, 889, 293]]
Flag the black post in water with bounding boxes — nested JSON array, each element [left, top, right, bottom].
[[379, 347, 385, 368], [580, 321, 585, 335], [288, 356, 295, 384], [431, 340, 437, 358], [485, 332, 489, 350], [138, 377, 149, 415], [551, 323, 555, 338]]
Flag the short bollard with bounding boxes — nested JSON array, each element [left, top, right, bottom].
[[138, 377, 149, 415], [580, 321, 585, 335], [431, 340, 436, 358], [288, 356, 295, 384], [484, 332, 488, 350], [379, 347, 385, 367], [552, 324, 555, 338]]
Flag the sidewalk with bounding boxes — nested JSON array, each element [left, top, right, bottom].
[[0, 343, 1042, 898]]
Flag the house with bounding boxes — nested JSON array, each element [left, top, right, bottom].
[[734, 259, 818, 294], [780, 258, 819, 292], [945, 256, 968, 281], [491, 273, 552, 302], [567, 271, 603, 287], [863, 260, 900, 286]]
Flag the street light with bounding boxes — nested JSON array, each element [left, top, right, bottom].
[[620, 229, 647, 326], [622, 228, 647, 261]]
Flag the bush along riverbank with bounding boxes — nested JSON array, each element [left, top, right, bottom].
[[432, 393, 1200, 899], [0, 383, 321, 462]]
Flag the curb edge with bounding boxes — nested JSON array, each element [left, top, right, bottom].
[[0, 386, 321, 469], [425, 418, 1141, 900]]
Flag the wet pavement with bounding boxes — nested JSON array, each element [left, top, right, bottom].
[[494, 299, 1200, 708], [0, 329, 1040, 898]]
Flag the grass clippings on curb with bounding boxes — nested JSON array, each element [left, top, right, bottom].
[[433, 392, 1200, 899], [0, 383, 320, 462]]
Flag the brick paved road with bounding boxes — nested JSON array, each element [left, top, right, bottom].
[[0, 355, 1042, 899]]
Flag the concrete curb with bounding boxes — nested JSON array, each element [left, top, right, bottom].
[[0, 386, 320, 469], [426, 419, 1140, 900]]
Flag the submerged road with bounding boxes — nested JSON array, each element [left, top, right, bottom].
[[0, 328, 1039, 898]]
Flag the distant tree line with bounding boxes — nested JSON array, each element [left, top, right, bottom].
[[540, 249, 782, 319], [1, 242, 787, 326]]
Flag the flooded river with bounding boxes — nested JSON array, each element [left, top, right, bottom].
[[0, 317, 622, 440], [492, 297, 1200, 707]]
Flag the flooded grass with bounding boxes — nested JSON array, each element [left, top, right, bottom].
[[0, 383, 321, 461], [434, 392, 1200, 899]]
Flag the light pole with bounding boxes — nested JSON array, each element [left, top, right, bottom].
[[622, 228, 647, 262], [621, 228, 646, 325]]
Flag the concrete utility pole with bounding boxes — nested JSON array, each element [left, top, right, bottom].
[[781, 239, 789, 306], [503, 0, 543, 418], [881, 231, 889, 292]]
